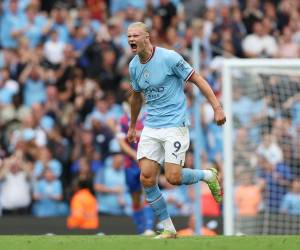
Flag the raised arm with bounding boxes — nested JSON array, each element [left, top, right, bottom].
[[127, 90, 143, 143], [189, 72, 226, 126], [19, 63, 34, 84]]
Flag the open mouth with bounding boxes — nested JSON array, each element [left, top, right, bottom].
[[130, 44, 137, 50]]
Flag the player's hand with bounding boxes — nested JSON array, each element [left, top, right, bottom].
[[214, 106, 226, 126], [127, 127, 137, 143]]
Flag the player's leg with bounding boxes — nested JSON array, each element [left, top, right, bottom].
[[131, 192, 155, 235], [164, 127, 223, 203], [164, 161, 214, 185], [131, 191, 145, 234], [142, 202, 155, 235], [131, 166, 155, 235], [125, 165, 154, 235], [139, 158, 176, 238], [137, 127, 176, 238], [125, 166, 145, 234]]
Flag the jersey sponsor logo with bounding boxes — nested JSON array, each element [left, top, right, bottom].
[[144, 86, 165, 101], [144, 86, 164, 94]]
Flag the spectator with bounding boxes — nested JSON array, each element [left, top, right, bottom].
[[230, 6, 247, 57], [46, 126, 71, 171], [69, 25, 94, 69], [84, 26, 121, 79], [154, 0, 177, 30], [43, 30, 66, 69], [280, 179, 300, 215], [32, 168, 68, 217], [84, 96, 115, 130], [75, 7, 102, 32], [284, 92, 300, 128], [257, 134, 283, 166], [277, 26, 300, 58], [33, 147, 62, 180], [107, 17, 129, 54], [0, 93, 31, 125], [70, 156, 95, 194], [242, 0, 263, 34], [93, 152, 130, 215], [242, 19, 278, 58], [232, 86, 255, 127], [97, 48, 122, 94], [235, 171, 262, 234], [67, 180, 99, 229], [0, 0, 24, 49], [42, 6, 72, 43], [2, 0, 30, 13], [163, 26, 186, 53], [0, 151, 32, 215], [71, 128, 103, 173], [19, 111, 47, 148], [257, 154, 293, 213], [18, 4, 47, 49], [203, 8, 217, 45], [233, 128, 255, 170], [235, 171, 262, 216], [19, 62, 46, 107], [0, 67, 19, 106]]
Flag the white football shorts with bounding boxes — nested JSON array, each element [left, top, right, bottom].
[[137, 126, 190, 166]]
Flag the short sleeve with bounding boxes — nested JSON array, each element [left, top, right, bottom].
[[169, 51, 194, 82], [129, 62, 142, 92]]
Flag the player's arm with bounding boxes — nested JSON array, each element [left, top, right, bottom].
[[189, 72, 226, 126], [117, 118, 137, 160], [118, 137, 137, 160], [94, 183, 123, 194], [128, 90, 143, 143]]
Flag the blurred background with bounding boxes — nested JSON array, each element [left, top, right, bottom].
[[0, 0, 299, 235]]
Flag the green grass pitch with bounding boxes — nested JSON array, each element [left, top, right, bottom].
[[0, 235, 299, 250]]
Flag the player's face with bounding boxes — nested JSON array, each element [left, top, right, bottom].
[[127, 27, 148, 54]]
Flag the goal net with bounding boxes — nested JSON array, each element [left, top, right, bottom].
[[222, 59, 300, 235]]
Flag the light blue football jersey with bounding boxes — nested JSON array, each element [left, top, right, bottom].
[[129, 47, 194, 128]]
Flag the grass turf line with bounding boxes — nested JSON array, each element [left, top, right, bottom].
[[0, 235, 299, 250]]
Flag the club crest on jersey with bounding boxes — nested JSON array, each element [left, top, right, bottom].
[[144, 70, 150, 79]]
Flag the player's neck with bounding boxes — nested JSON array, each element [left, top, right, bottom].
[[139, 45, 154, 64]]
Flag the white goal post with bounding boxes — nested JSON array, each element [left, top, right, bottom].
[[222, 59, 300, 235]]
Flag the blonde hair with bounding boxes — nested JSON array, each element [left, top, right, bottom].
[[128, 22, 150, 35]]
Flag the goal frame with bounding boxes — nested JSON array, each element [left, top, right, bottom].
[[222, 59, 300, 235]]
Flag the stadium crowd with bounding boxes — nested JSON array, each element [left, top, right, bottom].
[[0, 0, 299, 232]]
